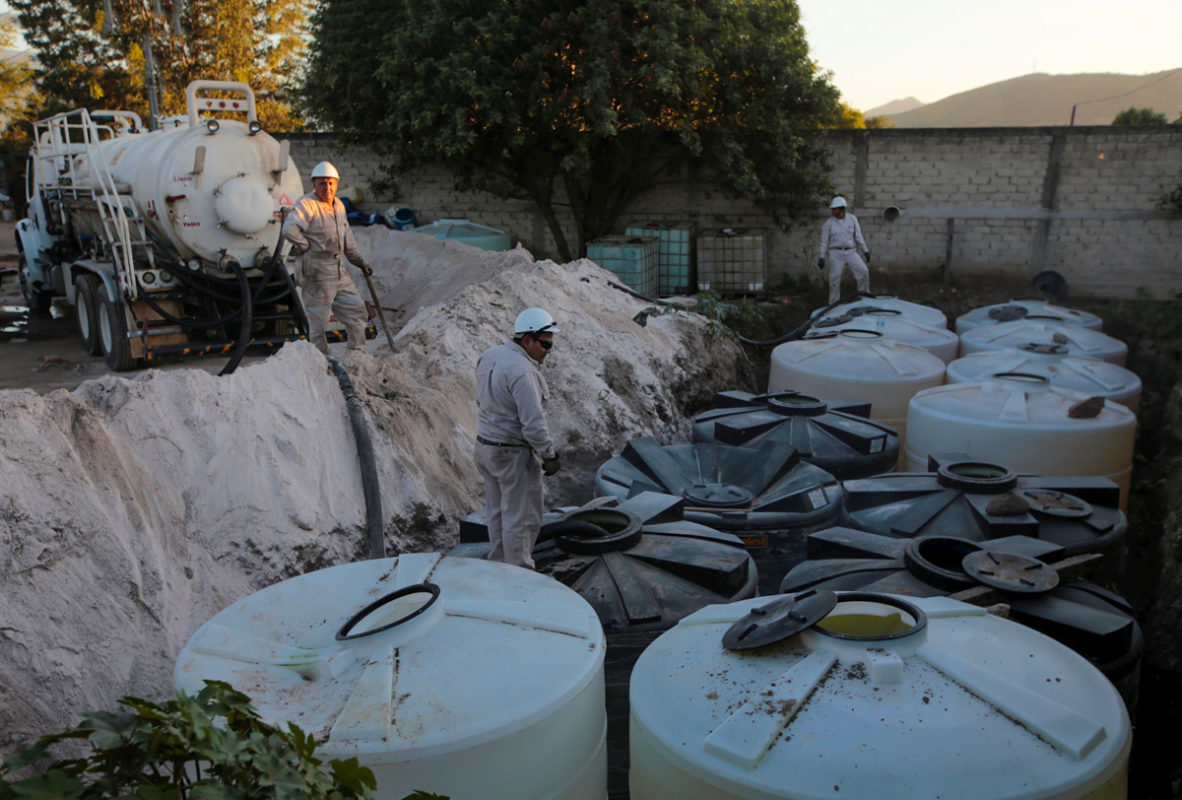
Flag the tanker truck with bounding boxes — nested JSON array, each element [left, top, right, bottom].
[[14, 80, 363, 372]]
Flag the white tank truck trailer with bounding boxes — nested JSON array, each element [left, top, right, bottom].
[[13, 80, 365, 373]]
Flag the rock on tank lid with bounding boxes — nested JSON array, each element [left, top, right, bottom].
[[173, 553, 605, 758]]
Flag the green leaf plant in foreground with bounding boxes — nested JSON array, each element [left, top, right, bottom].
[[0, 681, 449, 800]]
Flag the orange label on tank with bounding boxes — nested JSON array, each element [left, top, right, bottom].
[[278, 193, 292, 206]]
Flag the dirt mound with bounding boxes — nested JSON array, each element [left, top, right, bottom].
[[0, 234, 754, 750]]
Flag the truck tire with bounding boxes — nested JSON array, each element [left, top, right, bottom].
[[15, 236, 53, 313], [74, 274, 103, 355], [98, 291, 138, 371]]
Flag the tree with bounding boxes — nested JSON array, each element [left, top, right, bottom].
[[10, 0, 309, 130], [0, 11, 40, 164], [1111, 107, 1168, 125], [831, 102, 893, 130], [303, 0, 841, 261]]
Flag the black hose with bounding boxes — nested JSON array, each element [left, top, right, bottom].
[[217, 259, 253, 376], [327, 356, 385, 559], [736, 290, 880, 347]]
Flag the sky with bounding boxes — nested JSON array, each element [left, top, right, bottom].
[[798, 0, 1182, 111]]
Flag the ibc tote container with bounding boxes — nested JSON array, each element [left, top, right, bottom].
[[697, 229, 765, 293], [625, 221, 695, 295], [588, 235, 659, 296]]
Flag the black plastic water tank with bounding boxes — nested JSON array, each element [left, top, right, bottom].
[[780, 526, 1142, 710], [692, 390, 899, 479], [454, 491, 757, 800], [840, 452, 1126, 555], [595, 437, 842, 594], [455, 491, 757, 631]]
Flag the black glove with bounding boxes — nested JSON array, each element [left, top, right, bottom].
[[816, 258, 825, 270], [542, 454, 561, 476], [360, 263, 374, 276], [864, 252, 871, 264]]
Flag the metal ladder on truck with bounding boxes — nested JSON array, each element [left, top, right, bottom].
[[33, 109, 153, 297]]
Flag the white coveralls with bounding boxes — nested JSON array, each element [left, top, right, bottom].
[[474, 341, 557, 569], [282, 192, 370, 353], [819, 212, 871, 304]]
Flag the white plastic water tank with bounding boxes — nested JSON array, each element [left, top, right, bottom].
[[808, 310, 960, 363], [811, 296, 949, 329], [959, 320, 1128, 366], [947, 344, 1142, 411], [629, 592, 1131, 800], [174, 553, 607, 800], [770, 330, 946, 459], [955, 300, 1104, 334], [904, 374, 1137, 507]]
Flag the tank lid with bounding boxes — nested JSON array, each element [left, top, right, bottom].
[[722, 589, 837, 650], [988, 304, 1029, 322], [962, 550, 1060, 593]]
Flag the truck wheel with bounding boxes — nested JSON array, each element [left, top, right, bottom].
[[98, 291, 138, 371], [74, 274, 103, 355]]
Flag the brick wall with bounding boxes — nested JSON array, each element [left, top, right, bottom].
[[283, 126, 1182, 299]]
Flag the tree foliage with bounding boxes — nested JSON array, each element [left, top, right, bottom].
[[303, 0, 841, 261], [10, 0, 309, 130], [0, 12, 39, 165], [1111, 107, 1168, 125], [831, 102, 893, 130]]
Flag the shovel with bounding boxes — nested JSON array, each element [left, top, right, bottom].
[[362, 269, 398, 352]]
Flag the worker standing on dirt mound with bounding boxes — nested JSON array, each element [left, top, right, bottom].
[[818, 195, 871, 304], [474, 308, 562, 569], [282, 161, 374, 353]]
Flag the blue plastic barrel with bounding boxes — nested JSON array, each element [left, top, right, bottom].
[[393, 208, 418, 230]]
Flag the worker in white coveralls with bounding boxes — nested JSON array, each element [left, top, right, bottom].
[[817, 195, 871, 304], [282, 161, 373, 353], [474, 308, 563, 569]]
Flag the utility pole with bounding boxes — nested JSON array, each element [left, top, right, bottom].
[[144, 33, 160, 131]]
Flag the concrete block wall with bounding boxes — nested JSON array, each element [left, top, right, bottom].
[[282, 125, 1182, 299]]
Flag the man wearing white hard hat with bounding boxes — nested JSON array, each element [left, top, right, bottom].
[[817, 195, 871, 304], [473, 308, 562, 569], [282, 161, 374, 353]]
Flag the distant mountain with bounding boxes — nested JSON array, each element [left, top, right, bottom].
[[883, 70, 1182, 127], [865, 97, 925, 117]]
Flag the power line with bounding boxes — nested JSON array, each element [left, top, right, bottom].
[[1070, 68, 1181, 125]]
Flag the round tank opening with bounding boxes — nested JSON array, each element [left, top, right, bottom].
[[813, 593, 925, 640], [1026, 314, 1062, 321], [767, 392, 826, 416], [684, 483, 754, 508], [865, 309, 901, 318], [553, 509, 644, 554], [992, 372, 1051, 386], [904, 537, 981, 589], [336, 582, 440, 640], [936, 460, 1018, 492], [837, 329, 883, 341]]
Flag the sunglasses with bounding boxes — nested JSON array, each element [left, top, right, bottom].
[[535, 337, 553, 350]]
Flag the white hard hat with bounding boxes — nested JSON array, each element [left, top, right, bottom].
[[829, 196, 847, 209], [514, 307, 559, 335], [311, 161, 340, 180]]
